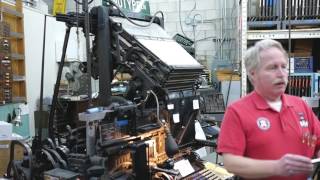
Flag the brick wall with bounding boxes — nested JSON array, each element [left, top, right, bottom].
[[149, 0, 239, 74]]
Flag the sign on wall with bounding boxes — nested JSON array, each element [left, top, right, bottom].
[[103, 0, 150, 15], [53, 0, 67, 15]]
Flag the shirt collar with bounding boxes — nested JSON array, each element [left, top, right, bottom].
[[251, 91, 294, 110]]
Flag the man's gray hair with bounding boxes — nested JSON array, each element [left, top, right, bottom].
[[244, 39, 288, 81]]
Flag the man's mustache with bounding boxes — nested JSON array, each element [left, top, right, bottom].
[[272, 79, 288, 85]]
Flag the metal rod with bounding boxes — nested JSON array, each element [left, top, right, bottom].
[[38, 14, 47, 143], [288, 0, 292, 94], [83, 0, 93, 106], [48, 26, 71, 141]]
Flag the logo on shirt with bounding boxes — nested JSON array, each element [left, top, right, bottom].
[[257, 117, 271, 131], [298, 112, 308, 128]]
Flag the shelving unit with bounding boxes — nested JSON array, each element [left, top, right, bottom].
[[247, 28, 320, 40], [287, 73, 314, 97], [240, 0, 248, 97], [0, 0, 26, 103], [240, 0, 320, 96]]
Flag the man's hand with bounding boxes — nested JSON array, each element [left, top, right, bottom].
[[222, 153, 313, 179], [275, 154, 313, 176]]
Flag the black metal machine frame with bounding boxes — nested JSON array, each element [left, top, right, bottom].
[[5, 2, 208, 179]]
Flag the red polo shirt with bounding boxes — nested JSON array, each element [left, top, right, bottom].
[[217, 91, 320, 180]]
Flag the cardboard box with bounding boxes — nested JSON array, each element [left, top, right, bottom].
[[294, 39, 313, 55], [0, 121, 12, 140], [0, 140, 24, 176]]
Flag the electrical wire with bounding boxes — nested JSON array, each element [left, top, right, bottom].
[[215, 1, 238, 61], [107, 0, 164, 28], [191, 13, 202, 57], [186, 1, 197, 22], [149, 90, 159, 121], [210, 1, 238, 100], [224, 2, 239, 106], [178, 0, 188, 37], [230, 1, 238, 69], [136, 91, 150, 106]]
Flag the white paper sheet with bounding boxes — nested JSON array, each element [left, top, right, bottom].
[[173, 159, 195, 177], [195, 120, 206, 140]]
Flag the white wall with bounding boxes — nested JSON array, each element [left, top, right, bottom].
[[24, 5, 97, 136], [24, 7, 57, 136], [24, 6, 86, 136]]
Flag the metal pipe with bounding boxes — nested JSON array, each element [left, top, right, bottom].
[[288, 0, 292, 95], [38, 14, 47, 143], [83, 0, 93, 106], [48, 26, 71, 141]]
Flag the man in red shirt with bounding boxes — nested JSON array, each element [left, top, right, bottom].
[[217, 39, 320, 180]]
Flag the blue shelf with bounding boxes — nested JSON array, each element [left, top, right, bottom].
[[282, 19, 320, 29], [248, 20, 281, 29]]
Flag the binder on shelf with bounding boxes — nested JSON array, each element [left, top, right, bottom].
[[288, 73, 317, 97], [290, 56, 313, 73]]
